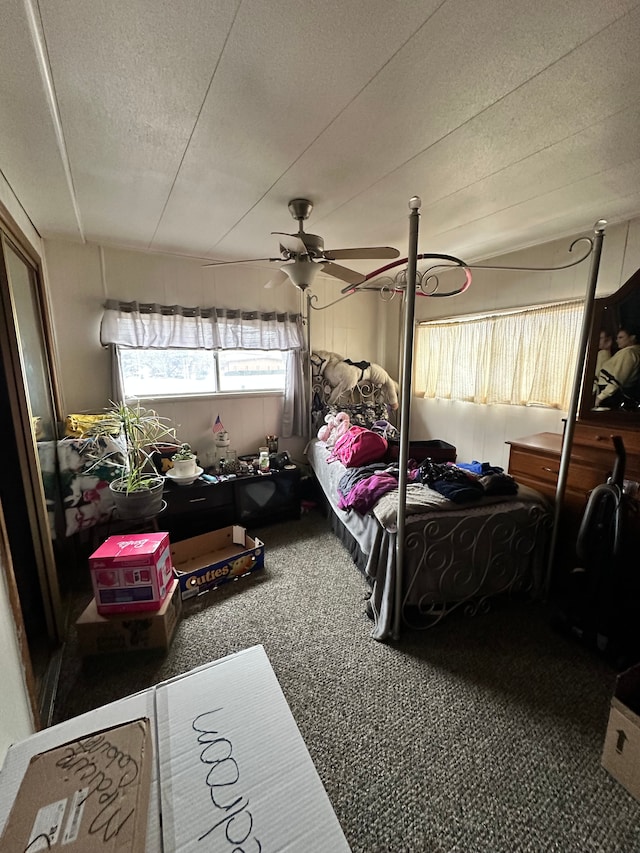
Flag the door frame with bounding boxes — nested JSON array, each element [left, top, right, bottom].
[[0, 201, 65, 727]]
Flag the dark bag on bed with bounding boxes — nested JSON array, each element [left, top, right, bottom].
[[327, 425, 388, 468]]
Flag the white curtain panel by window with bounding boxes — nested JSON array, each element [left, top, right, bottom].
[[415, 301, 584, 410]]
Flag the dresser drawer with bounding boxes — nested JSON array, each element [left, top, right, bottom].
[[163, 481, 234, 515], [572, 422, 640, 457], [508, 448, 560, 487]]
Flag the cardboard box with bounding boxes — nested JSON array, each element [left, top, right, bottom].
[[602, 663, 640, 802], [0, 689, 162, 850], [0, 718, 152, 852], [89, 532, 174, 614], [0, 646, 351, 852], [76, 578, 182, 656], [171, 525, 264, 600]]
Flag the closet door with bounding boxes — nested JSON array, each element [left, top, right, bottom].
[[0, 231, 63, 703]]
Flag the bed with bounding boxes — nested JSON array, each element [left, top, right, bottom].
[[302, 201, 570, 641], [307, 432, 551, 641]]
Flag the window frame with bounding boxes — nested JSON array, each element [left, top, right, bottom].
[[116, 345, 288, 402]]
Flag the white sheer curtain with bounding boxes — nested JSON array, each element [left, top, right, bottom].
[[414, 300, 584, 409], [100, 301, 307, 437]]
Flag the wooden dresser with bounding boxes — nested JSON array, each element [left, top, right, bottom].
[[507, 426, 639, 510], [506, 424, 640, 572]]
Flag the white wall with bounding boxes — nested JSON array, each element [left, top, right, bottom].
[[42, 240, 384, 462], [0, 176, 39, 763], [42, 218, 640, 472], [409, 218, 640, 469]]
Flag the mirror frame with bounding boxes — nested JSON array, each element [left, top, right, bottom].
[[579, 265, 640, 426]]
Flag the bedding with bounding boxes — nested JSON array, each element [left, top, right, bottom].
[[307, 438, 552, 641]]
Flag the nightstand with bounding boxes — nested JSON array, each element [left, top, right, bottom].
[[162, 466, 301, 541]]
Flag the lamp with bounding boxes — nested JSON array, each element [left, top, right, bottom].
[[283, 260, 321, 290]]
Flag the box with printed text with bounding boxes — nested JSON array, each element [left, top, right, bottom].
[[76, 578, 182, 656], [89, 531, 174, 614], [171, 525, 264, 600]]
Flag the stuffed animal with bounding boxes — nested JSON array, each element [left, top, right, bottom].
[[311, 349, 399, 409], [317, 411, 351, 446]]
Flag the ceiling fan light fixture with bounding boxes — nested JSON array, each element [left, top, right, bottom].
[[283, 260, 321, 290]]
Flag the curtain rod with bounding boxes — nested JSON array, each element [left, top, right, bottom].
[[418, 297, 584, 326]]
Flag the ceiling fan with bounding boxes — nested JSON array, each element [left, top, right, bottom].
[[203, 198, 399, 290]]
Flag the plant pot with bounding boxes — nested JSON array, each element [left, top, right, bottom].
[[109, 476, 165, 520], [172, 457, 197, 477]]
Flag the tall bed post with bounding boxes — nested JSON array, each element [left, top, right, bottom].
[[305, 290, 313, 440], [393, 196, 422, 640], [544, 219, 607, 596]]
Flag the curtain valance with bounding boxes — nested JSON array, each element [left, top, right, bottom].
[[100, 300, 305, 350]]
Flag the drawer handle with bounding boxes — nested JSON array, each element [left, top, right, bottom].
[[541, 466, 558, 473], [188, 497, 207, 504]]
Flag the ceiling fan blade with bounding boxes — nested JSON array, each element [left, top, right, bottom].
[[264, 269, 289, 289], [202, 257, 275, 268], [272, 232, 308, 254], [323, 247, 400, 260], [320, 262, 366, 285]]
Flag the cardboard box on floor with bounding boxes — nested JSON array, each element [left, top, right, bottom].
[[0, 646, 351, 852], [76, 578, 182, 656], [602, 662, 640, 802], [171, 525, 264, 600]]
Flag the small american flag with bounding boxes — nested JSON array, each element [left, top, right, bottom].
[[212, 415, 225, 434]]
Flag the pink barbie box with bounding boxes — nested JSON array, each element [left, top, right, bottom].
[[89, 532, 174, 615]]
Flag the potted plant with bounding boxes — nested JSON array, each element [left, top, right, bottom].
[[79, 401, 179, 520], [171, 443, 197, 477]]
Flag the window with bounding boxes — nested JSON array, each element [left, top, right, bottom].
[[118, 347, 286, 398], [414, 300, 584, 410], [101, 301, 307, 436]]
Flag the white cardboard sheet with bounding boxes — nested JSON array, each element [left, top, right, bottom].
[[0, 646, 351, 852]]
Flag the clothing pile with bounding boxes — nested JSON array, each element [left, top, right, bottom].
[[416, 460, 518, 503], [337, 458, 517, 515]]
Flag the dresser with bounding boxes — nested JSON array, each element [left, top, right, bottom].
[[506, 424, 640, 571]]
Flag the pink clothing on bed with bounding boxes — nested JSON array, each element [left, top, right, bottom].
[[338, 471, 398, 514]]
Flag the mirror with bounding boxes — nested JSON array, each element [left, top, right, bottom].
[[579, 266, 640, 424]]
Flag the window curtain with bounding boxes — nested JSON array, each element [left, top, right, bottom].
[[100, 301, 307, 437], [414, 300, 584, 410], [100, 300, 305, 350]]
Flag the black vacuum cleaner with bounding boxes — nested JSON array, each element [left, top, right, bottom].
[[553, 435, 639, 668]]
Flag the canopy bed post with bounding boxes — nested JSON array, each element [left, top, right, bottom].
[[305, 290, 313, 440], [393, 196, 421, 640], [544, 219, 607, 596]]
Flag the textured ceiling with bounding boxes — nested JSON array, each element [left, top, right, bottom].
[[1, 0, 640, 274]]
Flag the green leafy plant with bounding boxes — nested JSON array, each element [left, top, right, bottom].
[[79, 400, 179, 494], [171, 443, 195, 462]]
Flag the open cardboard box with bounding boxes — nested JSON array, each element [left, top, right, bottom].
[[602, 662, 640, 802], [0, 646, 351, 851], [171, 525, 264, 600]]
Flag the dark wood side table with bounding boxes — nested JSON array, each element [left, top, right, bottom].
[[162, 466, 301, 541]]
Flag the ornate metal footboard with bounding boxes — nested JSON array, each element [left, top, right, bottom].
[[401, 501, 552, 630]]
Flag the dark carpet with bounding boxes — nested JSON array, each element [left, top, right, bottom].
[[53, 509, 640, 853]]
